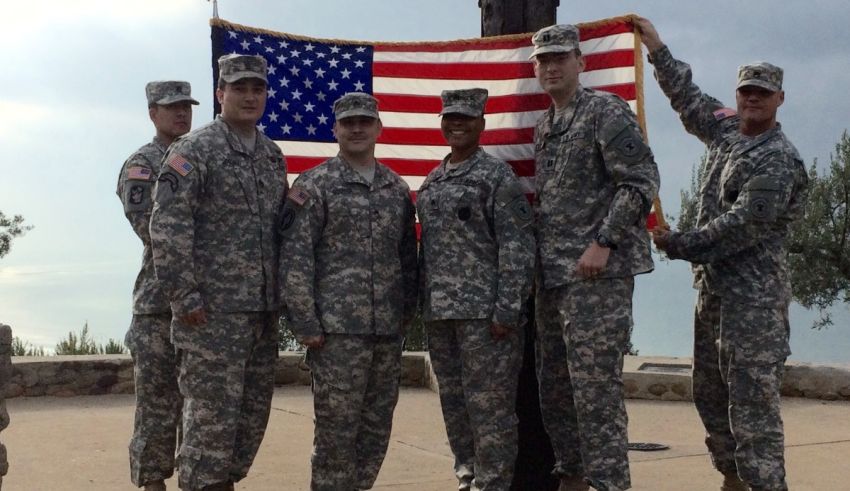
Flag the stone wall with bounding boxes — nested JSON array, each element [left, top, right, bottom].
[[5, 353, 850, 402], [1, 323, 12, 488]]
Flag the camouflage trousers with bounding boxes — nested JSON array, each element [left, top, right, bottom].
[[126, 312, 181, 487], [534, 278, 633, 491], [173, 311, 278, 490], [306, 333, 403, 491], [693, 290, 789, 491], [427, 319, 524, 491]]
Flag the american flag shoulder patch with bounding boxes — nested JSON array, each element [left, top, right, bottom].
[[288, 186, 311, 206], [713, 107, 737, 121], [127, 166, 152, 181], [167, 154, 194, 177]]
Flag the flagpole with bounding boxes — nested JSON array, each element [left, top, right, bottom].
[[208, 0, 219, 19]]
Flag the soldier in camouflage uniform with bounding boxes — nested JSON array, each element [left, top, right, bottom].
[[149, 54, 287, 491], [279, 92, 418, 491], [417, 88, 535, 491], [117, 80, 198, 491], [637, 18, 808, 491], [529, 24, 660, 491]]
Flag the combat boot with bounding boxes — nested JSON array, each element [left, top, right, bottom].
[[720, 472, 748, 491], [558, 475, 590, 491], [458, 475, 473, 490], [143, 480, 166, 491]]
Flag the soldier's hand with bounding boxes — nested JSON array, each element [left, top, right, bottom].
[[490, 322, 512, 341], [650, 228, 671, 251], [577, 242, 611, 279], [179, 308, 207, 326], [633, 17, 664, 53], [299, 334, 325, 349]]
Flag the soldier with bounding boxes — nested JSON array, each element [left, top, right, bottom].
[[529, 24, 660, 491], [149, 54, 287, 491], [117, 80, 198, 491], [417, 88, 534, 491], [636, 18, 808, 491], [280, 92, 418, 491]]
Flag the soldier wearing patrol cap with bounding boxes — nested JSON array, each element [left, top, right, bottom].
[[530, 24, 660, 491], [149, 54, 287, 491], [637, 18, 807, 491], [116, 80, 198, 491], [279, 92, 418, 490], [417, 88, 534, 491]]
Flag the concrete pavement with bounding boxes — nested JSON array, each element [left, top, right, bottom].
[[3, 387, 849, 490]]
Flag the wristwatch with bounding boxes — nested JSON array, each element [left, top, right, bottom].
[[594, 232, 618, 250]]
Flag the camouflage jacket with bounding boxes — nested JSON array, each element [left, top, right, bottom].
[[280, 156, 418, 337], [150, 117, 288, 316], [417, 148, 535, 326], [533, 87, 659, 289], [650, 46, 808, 307], [117, 137, 170, 314]]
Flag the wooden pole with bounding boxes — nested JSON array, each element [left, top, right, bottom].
[[479, 3, 559, 489]]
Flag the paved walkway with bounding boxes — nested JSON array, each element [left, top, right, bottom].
[[3, 387, 849, 490]]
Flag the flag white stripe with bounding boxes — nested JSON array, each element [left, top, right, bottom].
[[373, 67, 634, 96], [379, 109, 546, 130], [277, 141, 535, 162], [372, 33, 634, 63]]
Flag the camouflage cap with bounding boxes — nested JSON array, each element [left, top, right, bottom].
[[529, 24, 580, 60], [333, 92, 379, 120], [737, 61, 783, 92], [145, 81, 199, 106], [218, 54, 268, 84], [439, 88, 488, 117]]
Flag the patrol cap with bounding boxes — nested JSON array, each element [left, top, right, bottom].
[[333, 92, 379, 120], [529, 24, 580, 60], [737, 62, 783, 92], [218, 54, 268, 84], [145, 81, 199, 106], [440, 88, 488, 117]]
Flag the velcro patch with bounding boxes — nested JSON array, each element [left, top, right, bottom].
[[127, 166, 152, 181], [713, 107, 737, 120], [608, 125, 649, 164], [508, 196, 533, 225], [129, 185, 145, 205], [288, 186, 311, 206], [167, 154, 194, 177], [157, 172, 179, 193]]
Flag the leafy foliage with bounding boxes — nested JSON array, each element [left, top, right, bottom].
[[0, 211, 32, 259], [673, 153, 708, 233], [787, 131, 850, 328], [11, 336, 46, 356], [54, 322, 127, 355], [677, 133, 850, 328]]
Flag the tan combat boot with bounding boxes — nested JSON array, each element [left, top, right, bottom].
[[143, 480, 166, 491], [720, 472, 748, 491], [559, 475, 590, 491]]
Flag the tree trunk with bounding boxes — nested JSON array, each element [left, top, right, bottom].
[[479, 0, 559, 36], [479, 4, 560, 490]]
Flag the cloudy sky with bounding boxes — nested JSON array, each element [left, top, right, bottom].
[[1, 0, 848, 362]]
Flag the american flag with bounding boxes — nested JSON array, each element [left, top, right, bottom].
[[210, 16, 662, 226]]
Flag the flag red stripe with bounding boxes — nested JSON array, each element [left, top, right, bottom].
[[371, 20, 632, 53], [373, 50, 635, 80], [377, 127, 533, 146], [374, 61, 533, 80], [375, 84, 634, 115], [375, 93, 554, 114], [287, 156, 537, 177]]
